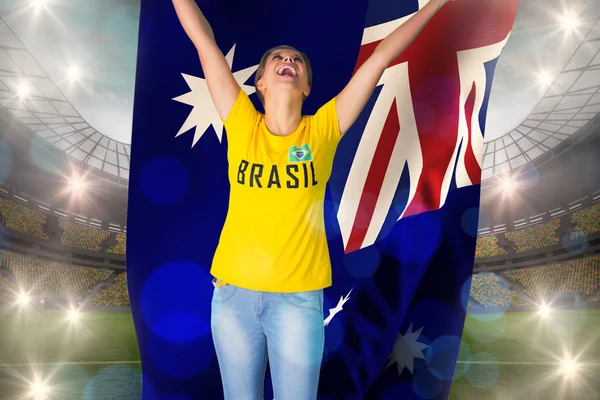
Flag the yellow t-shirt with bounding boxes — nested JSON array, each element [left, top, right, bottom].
[[210, 90, 342, 292]]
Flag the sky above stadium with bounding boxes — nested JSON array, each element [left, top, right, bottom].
[[0, 0, 599, 145]]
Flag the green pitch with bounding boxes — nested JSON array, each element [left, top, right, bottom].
[[0, 308, 598, 399]]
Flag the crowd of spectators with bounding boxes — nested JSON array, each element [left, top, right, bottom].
[[1, 195, 599, 308], [1, 252, 598, 308], [570, 202, 600, 239], [504, 218, 561, 252], [2, 195, 600, 259], [0, 199, 49, 239], [504, 255, 600, 300], [58, 219, 111, 252], [469, 273, 528, 307], [91, 273, 129, 307], [106, 234, 126, 255], [0, 250, 113, 299], [475, 235, 508, 258], [0, 273, 16, 302]]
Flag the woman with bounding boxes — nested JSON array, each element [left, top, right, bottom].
[[172, 0, 453, 398]]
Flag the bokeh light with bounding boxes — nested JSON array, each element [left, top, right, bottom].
[[426, 335, 467, 381], [465, 352, 501, 388], [141, 261, 212, 343], [466, 312, 507, 344], [412, 367, 444, 399]]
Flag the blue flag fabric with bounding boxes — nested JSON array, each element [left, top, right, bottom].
[[318, 1, 520, 398], [128, 0, 519, 398]]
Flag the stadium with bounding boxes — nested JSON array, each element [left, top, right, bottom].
[[0, 0, 599, 399]]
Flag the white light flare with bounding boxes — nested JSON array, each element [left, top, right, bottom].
[[538, 303, 551, 319], [537, 70, 552, 87], [30, 0, 48, 12], [17, 80, 31, 99], [67, 308, 80, 322], [560, 11, 579, 33], [18, 292, 30, 306], [67, 65, 81, 82], [68, 175, 87, 196], [499, 175, 520, 199], [560, 357, 579, 379], [29, 378, 50, 399]]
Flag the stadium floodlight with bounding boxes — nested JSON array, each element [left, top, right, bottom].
[[537, 70, 552, 87], [30, 0, 48, 11], [560, 11, 579, 33], [500, 175, 516, 195], [18, 293, 30, 306], [17, 80, 31, 99], [538, 303, 551, 319], [68, 309, 80, 322], [67, 65, 81, 82], [68, 176, 87, 195], [560, 358, 579, 378], [29, 379, 50, 399]]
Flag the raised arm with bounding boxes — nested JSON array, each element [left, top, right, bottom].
[[335, 0, 451, 135], [172, 0, 240, 120]]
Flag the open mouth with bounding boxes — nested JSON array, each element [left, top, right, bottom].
[[276, 64, 297, 77]]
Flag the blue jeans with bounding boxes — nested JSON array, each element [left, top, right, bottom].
[[211, 279, 325, 400]]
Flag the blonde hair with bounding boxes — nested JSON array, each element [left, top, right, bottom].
[[254, 45, 313, 105]]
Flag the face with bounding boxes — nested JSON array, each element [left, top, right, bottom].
[[257, 48, 311, 101]]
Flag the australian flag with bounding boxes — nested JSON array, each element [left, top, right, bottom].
[[127, 0, 520, 399]]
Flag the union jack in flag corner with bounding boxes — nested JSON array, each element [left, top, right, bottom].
[[128, 0, 520, 399]]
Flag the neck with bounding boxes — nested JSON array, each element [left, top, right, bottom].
[[263, 93, 303, 136]]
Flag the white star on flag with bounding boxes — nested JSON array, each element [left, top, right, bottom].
[[324, 288, 353, 326], [172, 44, 258, 146], [386, 323, 428, 375]]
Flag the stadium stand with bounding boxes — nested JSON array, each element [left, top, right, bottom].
[[2, 189, 598, 260], [0, 252, 597, 308], [0, 273, 16, 302], [475, 235, 508, 258], [91, 273, 129, 307], [0, 198, 49, 240], [0, 250, 113, 299], [0, 190, 599, 309], [107, 233, 126, 255], [58, 218, 111, 252], [571, 202, 600, 239], [504, 218, 561, 252], [469, 273, 528, 307], [503, 255, 600, 300]]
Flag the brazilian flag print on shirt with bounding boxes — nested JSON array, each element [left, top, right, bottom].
[[288, 144, 313, 162]]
